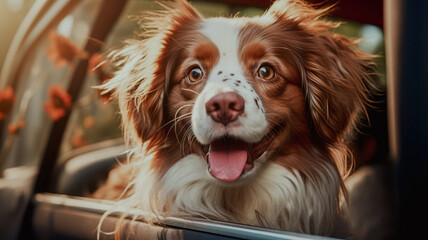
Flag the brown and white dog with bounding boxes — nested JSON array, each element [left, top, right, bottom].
[[99, 0, 374, 237]]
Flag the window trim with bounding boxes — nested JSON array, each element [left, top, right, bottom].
[[35, 193, 338, 240]]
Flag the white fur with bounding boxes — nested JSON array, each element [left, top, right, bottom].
[[125, 154, 340, 236], [192, 18, 268, 145]]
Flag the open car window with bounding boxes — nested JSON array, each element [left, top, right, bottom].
[[0, 1, 391, 240]]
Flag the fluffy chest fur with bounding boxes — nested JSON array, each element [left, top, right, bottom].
[[127, 154, 340, 235], [100, 0, 374, 237]]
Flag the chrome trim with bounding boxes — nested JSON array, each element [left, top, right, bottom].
[[0, 0, 82, 88], [58, 138, 126, 164], [35, 193, 341, 240], [0, 0, 51, 88]]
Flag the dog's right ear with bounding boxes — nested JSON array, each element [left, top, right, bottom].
[[102, 0, 201, 147]]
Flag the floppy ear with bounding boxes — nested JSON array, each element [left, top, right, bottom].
[[302, 30, 374, 146], [102, 0, 201, 147], [266, 0, 374, 144], [301, 34, 374, 145]]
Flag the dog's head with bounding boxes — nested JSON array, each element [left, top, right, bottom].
[[104, 0, 373, 182]]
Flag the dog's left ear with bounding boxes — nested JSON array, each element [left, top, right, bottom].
[[302, 33, 373, 144], [267, 0, 375, 145]]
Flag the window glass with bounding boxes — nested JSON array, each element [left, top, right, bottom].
[[0, 0, 385, 174], [58, 1, 385, 158], [0, 2, 103, 239], [0, 1, 103, 169], [0, 1, 387, 239], [332, 19, 386, 88]]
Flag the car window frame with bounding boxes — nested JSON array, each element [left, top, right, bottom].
[[0, 0, 390, 239]]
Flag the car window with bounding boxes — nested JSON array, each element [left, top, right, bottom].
[[0, 1, 104, 170], [0, 1, 387, 239], [58, 0, 385, 159], [0, 0, 385, 196]]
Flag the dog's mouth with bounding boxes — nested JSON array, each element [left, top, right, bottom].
[[204, 131, 275, 182]]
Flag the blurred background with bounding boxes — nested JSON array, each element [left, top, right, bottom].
[[0, 0, 386, 168], [0, 0, 34, 69]]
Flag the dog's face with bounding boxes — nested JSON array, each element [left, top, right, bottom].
[[105, 0, 372, 183], [183, 17, 309, 182]]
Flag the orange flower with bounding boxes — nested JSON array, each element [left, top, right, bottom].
[[0, 86, 15, 120], [88, 53, 103, 73], [88, 53, 114, 103], [88, 53, 113, 81], [44, 85, 71, 121], [46, 31, 87, 68], [83, 116, 95, 129], [8, 120, 25, 134], [71, 128, 88, 148]]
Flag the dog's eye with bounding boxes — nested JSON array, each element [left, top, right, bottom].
[[187, 67, 204, 83], [257, 65, 275, 80]]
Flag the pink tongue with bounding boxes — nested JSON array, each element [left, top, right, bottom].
[[208, 140, 248, 182]]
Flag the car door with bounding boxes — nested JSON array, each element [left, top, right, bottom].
[[0, 0, 401, 240]]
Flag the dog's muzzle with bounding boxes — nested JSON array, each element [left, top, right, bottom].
[[202, 91, 274, 182]]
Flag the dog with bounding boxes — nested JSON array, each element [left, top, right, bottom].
[[98, 0, 374, 237]]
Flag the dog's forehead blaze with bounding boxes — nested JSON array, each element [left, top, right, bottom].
[[199, 18, 242, 74]]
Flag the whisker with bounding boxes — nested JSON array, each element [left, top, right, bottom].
[[164, 114, 192, 146], [154, 105, 193, 134], [175, 104, 194, 117], [175, 119, 191, 150], [182, 88, 199, 95], [263, 113, 288, 135], [178, 119, 192, 136], [180, 121, 193, 155], [174, 104, 194, 145]]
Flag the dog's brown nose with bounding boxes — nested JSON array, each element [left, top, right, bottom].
[[205, 92, 245, 126]]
